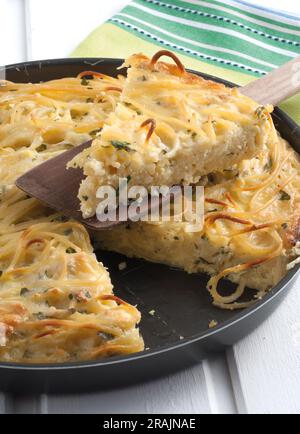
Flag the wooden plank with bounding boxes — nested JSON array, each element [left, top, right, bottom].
[[43, 356, 237, 415], [44, 364, 213, 414], [0, 357, 236, 414], [0, 393, 6, 414], [3, 395, 44, 414], [203, 355, 237, 414], [0, 0, 28, 65], [26, 0, 130, 60], [228, 275, 300, 414]]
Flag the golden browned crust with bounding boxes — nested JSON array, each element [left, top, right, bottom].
[[124, 51, 232, 93]]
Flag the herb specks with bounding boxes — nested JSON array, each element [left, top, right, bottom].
[[279, 190, 291, 201], [110, 140, 135, 152], [20, 287, 30, 296]]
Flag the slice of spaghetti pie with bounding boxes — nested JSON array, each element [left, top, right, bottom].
[[95, 132, 300, 310], [0, 75, 143, 363], [70, 51, 274, 218]]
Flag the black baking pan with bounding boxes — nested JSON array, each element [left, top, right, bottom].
[[0, 58, 299, 393]]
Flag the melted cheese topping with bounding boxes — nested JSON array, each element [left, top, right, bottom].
[[0, 73, 143, 363], [71, 52, 273, 218]]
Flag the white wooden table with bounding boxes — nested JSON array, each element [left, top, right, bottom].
[[1, 0, 300, 415]]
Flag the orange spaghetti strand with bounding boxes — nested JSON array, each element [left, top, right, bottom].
[[100, 294, 127, 305], [231, 223, 274, 237], [140, 118, 157, 143], [26, 238, 45, 248], [205, 198, 228, 207], [104, 86, 122, 93], [150, 50, 186, 75], [205, 212, 252, 226]]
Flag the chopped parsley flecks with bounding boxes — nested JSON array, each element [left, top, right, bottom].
[[89, 128, 102, 137], [279, 190, 291, 201], [81, 77, 89, 86], [20, 287, 30, 296], [255, 106, 268, 121], [264, 157, 273, 172], [34, 312, 46, 320], [194, 257, 213, 265], [110, 140, 135, 152], [36, 143, 47, 152]]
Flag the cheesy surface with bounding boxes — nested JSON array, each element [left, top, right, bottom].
[[70, 52, 273, 218]]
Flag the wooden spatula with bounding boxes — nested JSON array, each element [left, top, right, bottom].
[[242, 57, 300, 106], [15, 140, 176, 230], [16, 57, 300, 230]]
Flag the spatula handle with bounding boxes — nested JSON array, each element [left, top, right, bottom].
[[241, 56, 300, 106]]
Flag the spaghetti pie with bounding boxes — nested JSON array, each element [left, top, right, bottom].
[[96, 130, 300, 310], [0, 73, 143, 363], [70, 51, 273, 219], [0, 50, 300, 366]]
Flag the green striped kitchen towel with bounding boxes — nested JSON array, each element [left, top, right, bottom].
[[72, 0, 300, 123]]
